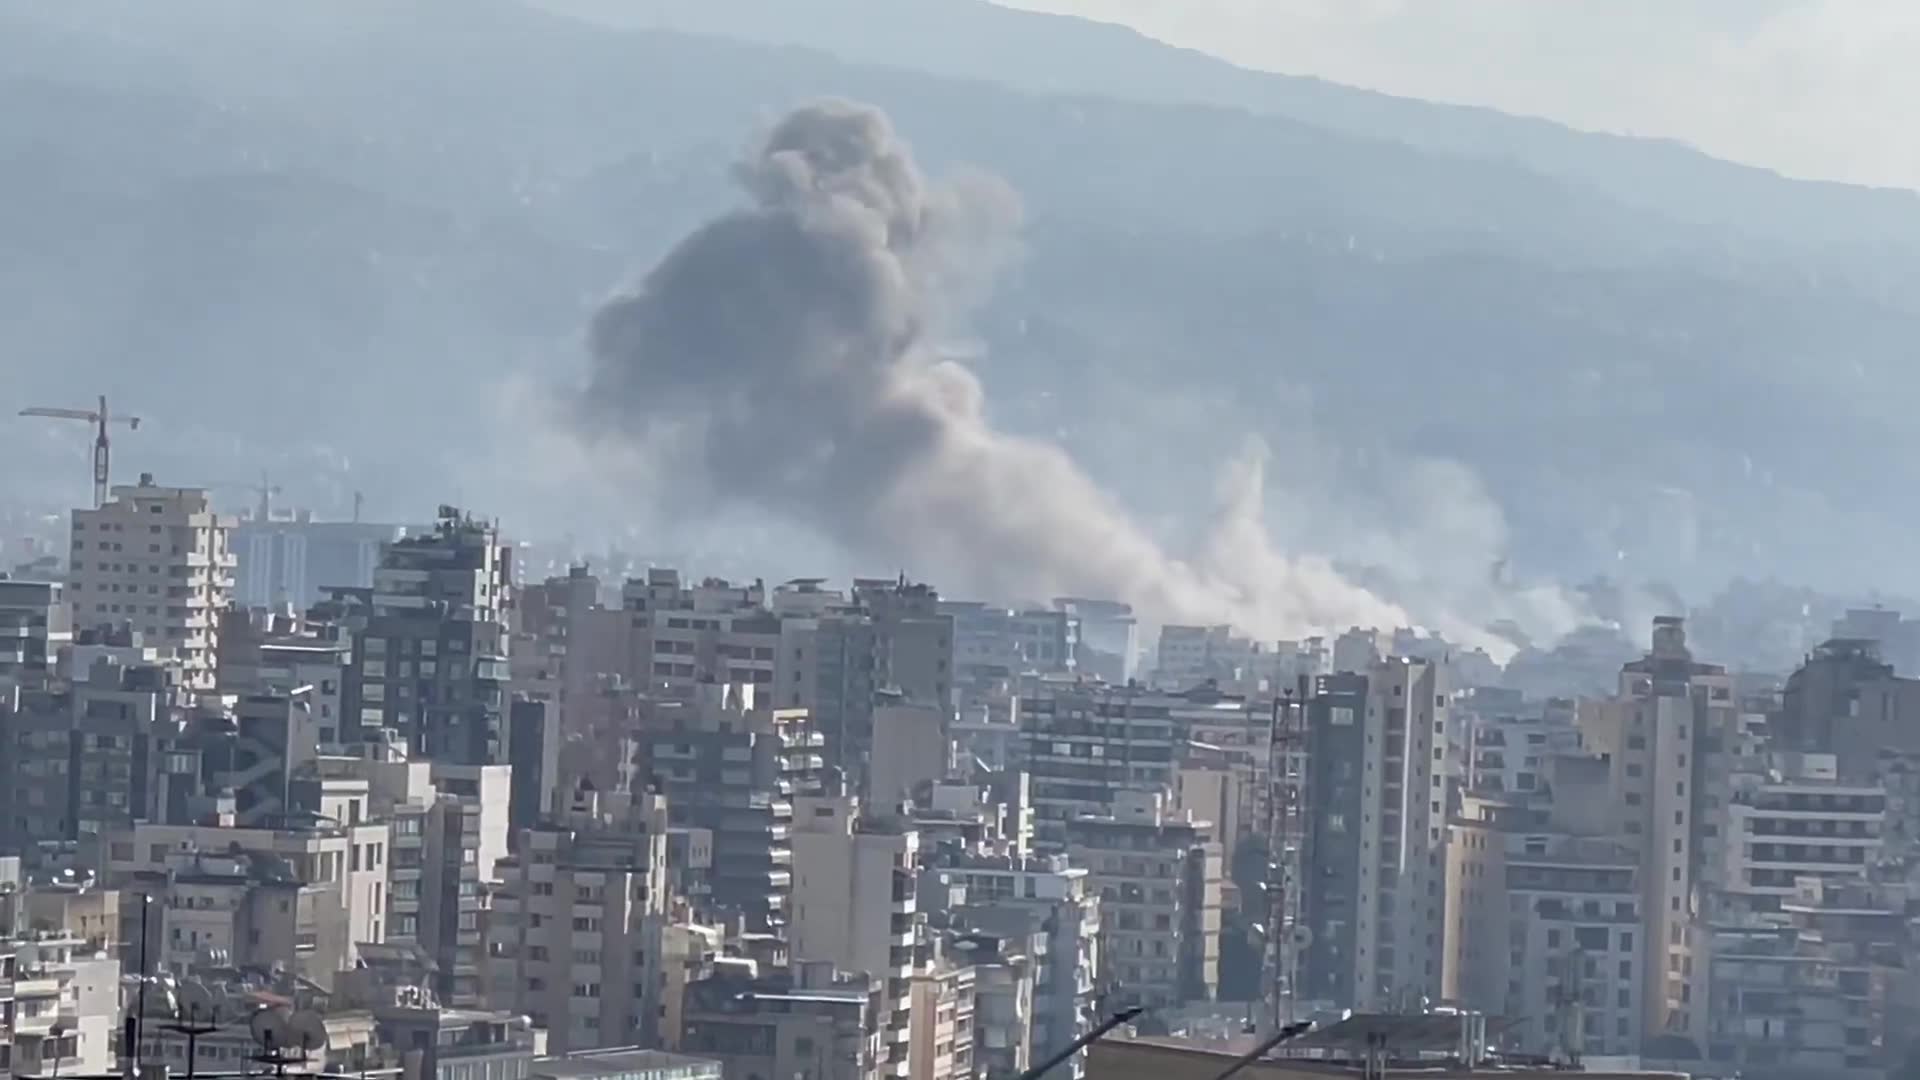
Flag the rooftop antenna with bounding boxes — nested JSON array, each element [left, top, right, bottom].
[[166, 981, 221, 1080], [250, 1007, 310, 1079], [20, 394, 141, 508]]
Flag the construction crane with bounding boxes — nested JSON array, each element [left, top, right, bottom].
[[206, 473, 283, 521], [19, 395, 141, 508]]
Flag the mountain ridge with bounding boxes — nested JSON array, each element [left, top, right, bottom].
[[2, 0, 1916, 603]]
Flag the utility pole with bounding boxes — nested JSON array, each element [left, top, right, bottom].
[[20, 395, 141, 509]]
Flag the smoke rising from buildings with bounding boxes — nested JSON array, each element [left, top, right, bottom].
[[580, 99, 1413, 638]]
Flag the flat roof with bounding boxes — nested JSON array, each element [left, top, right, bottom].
[[1092, 1038, 1688, 1080], [531, 1049, 722, 1080]]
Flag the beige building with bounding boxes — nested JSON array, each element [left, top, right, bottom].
[[1577, 617, 1733, 1049], [68, 477, 234, 692], [12, 930, 121, 1078], [681, 961, 893, 1080], [1719, 756, 1884, 916], [126, 850, 352, 984], [869, 703, 949, 811], [102, 813, 389, 970], [1444, 793, 1644, 1059], [908, 961, 976, 1080], [790, 796, 918, 1078], [487, 786, 673, 1053], [312, 745, 508, 1006], [1066, 790, 1221, 1009]]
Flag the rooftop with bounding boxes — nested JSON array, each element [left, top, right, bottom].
[[531, 1049, 722, 1080], [1091, 1036, 1687, 1080]]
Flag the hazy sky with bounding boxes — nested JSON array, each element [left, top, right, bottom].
[[999, 0, 1920, 191]]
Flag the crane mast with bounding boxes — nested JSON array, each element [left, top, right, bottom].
[[19, 394, 142, 508]]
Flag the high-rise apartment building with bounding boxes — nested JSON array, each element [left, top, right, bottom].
[[633, 684, 823, 934], [68, 476, 234, 692], [1718, 755, 1884, 918], [217, 608, 351, 747], [1052, 598, 1135, 685], [1020, 683, 1175, 848], [943, 602, 1077, 688], [788, 796, 916, 1079], [920, 850, 1099, 1075], [1773, 638, 1920, 782], [489, 786, 673, 1053], [1576, 617, 1733, 1048], [811, 579, 954, 788], [908, 960, 975, 1080], [1298, 659, 1447, 1012], [1019, 682, 1268, 849], [618, 571, 812, 698], [314, 743, 508, 1006], [0, 632, 189, 853], [340, 507, 513, 765], [1444, 793, 1644, 1060], [1066, 790, 1220, 1009], [233, 513, 401, 612], [0, 580, 67, 694], [1153, 625, 1249, 686]]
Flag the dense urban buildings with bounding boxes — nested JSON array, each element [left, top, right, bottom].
[[9, 479, 1920, 1080]]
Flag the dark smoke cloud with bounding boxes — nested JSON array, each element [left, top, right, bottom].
[[581, 99, 1411, 639]]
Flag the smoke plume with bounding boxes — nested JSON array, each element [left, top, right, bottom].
[[581, 100, 1410, 638]]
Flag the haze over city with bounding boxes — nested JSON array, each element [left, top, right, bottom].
[[3, 4, 1920, 1080]]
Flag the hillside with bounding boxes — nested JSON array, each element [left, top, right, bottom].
[[2, 0, 1916, 602], [536, 0, 1920, 276]]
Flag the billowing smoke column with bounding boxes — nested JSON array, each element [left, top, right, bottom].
[[582, 100, 1409, 637]]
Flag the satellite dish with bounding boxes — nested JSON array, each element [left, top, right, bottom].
[[1288, 925, 1314, 949], [250, 1007, 291, 1052], [288, 1011, 328, 1056]]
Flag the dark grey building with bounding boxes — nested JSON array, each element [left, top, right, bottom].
[[0, 630, 188, 852], [813, 578, 953, 788], [0, 578, 66, 692], [506, 696, 559, 846], [634, 685, 823, 934], [1298, 670, 1367, 1008], [338, 507, 513, 765]]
